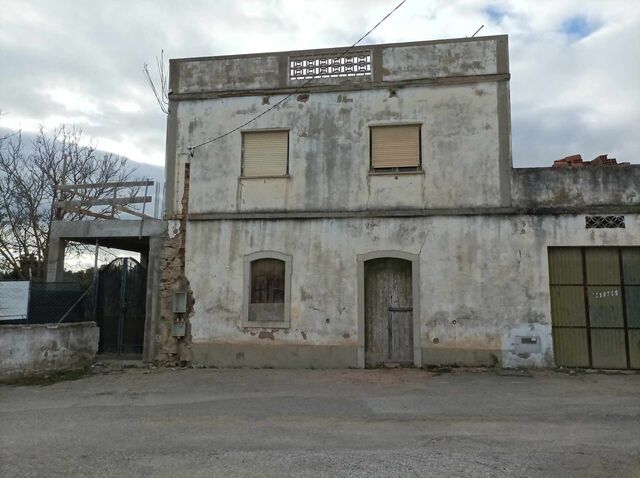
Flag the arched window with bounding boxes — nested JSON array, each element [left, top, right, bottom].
[[243, 252, 292, 328]]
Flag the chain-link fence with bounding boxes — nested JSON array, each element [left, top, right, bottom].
[[0, 280, 30, 324], [0, 280, 92, 325], [28, 282, 92, 324]]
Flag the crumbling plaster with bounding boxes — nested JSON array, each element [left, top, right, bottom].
[[162, 35, 639, 369], [171, 36, 506, 96], [178, 83, 504, 215], [185, 214, 638, 368], [0, 322, 98, 379], [513, 166, 640, 208], [165, 36, 511, 218]]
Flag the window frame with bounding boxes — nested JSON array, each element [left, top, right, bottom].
[[369, 123, 423, 174], [242, 251, 292, 328], [240, 128, 290, 179]]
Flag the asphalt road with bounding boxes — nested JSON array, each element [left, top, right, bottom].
[[1, 366, 639, 477]]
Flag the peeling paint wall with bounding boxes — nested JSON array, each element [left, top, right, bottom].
[[185, 215, 639, 368], [171, 36, 505, 96], [0, 322, 98, 378], [180, 84, 504, 214], [165, 36, 639, 369], [166, 36, 511, 217], [512, 166, 640, 207]]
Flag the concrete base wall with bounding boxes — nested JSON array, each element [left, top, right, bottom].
[[193, 343, 357, 368], [0, 322, 99, 379], [422, 347, 502, 367], [192, 342, 508, 369]]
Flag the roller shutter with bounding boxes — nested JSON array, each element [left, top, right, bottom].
[[242, 131, 289, 177], [371, 125, 420, 169]]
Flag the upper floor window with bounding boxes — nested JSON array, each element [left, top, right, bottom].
[[370, 124, 421, 172], [242, 130, 289, 177]]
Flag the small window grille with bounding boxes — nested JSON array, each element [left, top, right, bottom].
[[290, 51, 371, 80], [585, 215, 625, 229]]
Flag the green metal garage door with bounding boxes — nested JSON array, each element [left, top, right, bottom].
[[549, 247, 640, 370]]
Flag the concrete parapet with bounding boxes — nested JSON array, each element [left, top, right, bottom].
[[512, 165, 640, 208]]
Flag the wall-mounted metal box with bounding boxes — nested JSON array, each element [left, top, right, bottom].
[[172, 320, 186, 337], [173, 292, 187, 314]]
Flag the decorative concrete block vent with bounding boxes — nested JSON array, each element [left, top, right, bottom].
[[585, 215, 625, 229], [289, 51, 372, 80], [0, 322, 99, 379]]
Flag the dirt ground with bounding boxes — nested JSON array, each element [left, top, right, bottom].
[[1, 365, 639, 478]]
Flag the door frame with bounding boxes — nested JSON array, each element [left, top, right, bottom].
[[357, 250, 421, 368]]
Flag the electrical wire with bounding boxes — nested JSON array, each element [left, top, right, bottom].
[[187, 0, 407, 156]]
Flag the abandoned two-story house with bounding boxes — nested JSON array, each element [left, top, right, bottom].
[[153, 35, 638, 369]]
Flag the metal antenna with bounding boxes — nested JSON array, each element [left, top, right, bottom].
[[471, 25, 484, 37]]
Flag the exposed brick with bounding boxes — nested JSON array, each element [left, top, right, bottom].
[[553, 153, 621, 168], [157, 163, 194, 364]]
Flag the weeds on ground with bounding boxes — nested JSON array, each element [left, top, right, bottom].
[[0, 366, 91, 386]]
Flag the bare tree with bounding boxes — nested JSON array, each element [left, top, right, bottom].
[[143, 50, 169, 114], [0, 125, 138, 280]]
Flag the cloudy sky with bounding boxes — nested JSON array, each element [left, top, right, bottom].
[[1, 0, 638, 168]]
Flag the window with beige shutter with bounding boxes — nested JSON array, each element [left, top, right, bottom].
[[242, 130, 289, 177], [370, 125, 421, 171]]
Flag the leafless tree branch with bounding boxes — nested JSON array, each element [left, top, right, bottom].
[[0, 125, 139, 280]]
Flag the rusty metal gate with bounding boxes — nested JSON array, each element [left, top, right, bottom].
[[364, 258, 413, 367], [549, 247, 640, 369], [95, 257, 146, 355]]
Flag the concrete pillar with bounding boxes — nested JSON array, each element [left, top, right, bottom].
[[142, 236, 163, 362], [45, 238, 66, 282], [140, 249, 149, 269]]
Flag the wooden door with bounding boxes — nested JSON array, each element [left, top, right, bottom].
[[364, 258, 413, 367]]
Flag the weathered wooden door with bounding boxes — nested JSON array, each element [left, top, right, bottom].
[[365, 258, 413, 367]]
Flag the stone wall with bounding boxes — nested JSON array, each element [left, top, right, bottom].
[[0, 322, 98, 379]]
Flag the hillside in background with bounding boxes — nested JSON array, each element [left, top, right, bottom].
[[0, 127, 164, 182], [0, 127, 165, 218]]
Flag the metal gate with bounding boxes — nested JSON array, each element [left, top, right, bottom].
[[549, 247, 640, 369], [95, 257, 147, 355]]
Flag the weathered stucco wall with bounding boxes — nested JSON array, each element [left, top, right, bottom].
[[185, 214, 639, 368], [165, 35, 638, 369], [381, 40, 499, 81], [512, 166, 640, 208], [0, 322, 99, 378], [165, 36, 512, 218], [171, 36, 507, 94], [177, 83, 504, 214]]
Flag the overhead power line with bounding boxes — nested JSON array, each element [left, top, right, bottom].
[[187, 0, 407, 156]]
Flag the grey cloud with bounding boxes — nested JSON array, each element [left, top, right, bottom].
[[1, 0, 638, 169]]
